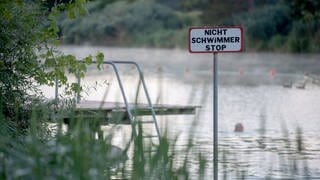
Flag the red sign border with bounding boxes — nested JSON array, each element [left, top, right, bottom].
[[188, 26, 244, 53]]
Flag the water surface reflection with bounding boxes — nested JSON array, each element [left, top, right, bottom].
[[44, 46, 320, 178]]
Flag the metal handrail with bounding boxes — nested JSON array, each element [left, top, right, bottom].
[[111, 61, 161, 142], [101, 61, 136, 137], [54, 60, 161, 140]]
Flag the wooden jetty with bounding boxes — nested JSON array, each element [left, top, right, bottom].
[[59, 60, 199, 143], [63, 100, 200, 125]]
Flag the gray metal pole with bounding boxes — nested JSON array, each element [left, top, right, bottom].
[[55, 76, 58, 102], [76, 71, 81, 103], [213, 52, 218, 180], [111, 61, 161, 141]]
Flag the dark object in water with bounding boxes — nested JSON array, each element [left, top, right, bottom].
[[283, 81, 292, 88], [296, 81, 306, 89], [234, 123, 244, 132]]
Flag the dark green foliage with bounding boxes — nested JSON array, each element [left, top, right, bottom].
[[284, 0, 320, 21], [237, 1, 320, 52], [0, 1, 47, 132], [253, 0, 277, 6], [201, 0, 251, 25], [155, 0, 180, 10], [179, 0, 208, 11], [287, 20, 320, 52], [0, 0, 94, 133], [59, 0, 185, 46], [242, 4, 291, 41], [287, 24, 311, 52]]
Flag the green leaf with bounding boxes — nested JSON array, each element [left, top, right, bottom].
[[96, 52, 104, 70], [84, 55, 93, 65], [53, 39, 60, 46], [79, 63, 87, 72], [2, 9, 12, 20], [45, 58, 56, 67], [68, 10, 76, 19]]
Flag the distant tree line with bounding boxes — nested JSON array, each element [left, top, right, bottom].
[[242, 0, 320, 52], [57, 0, 320, 52]]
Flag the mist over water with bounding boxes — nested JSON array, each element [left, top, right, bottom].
[[46, 46, 320, 178]]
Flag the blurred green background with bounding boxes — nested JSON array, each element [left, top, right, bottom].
[[58, 0, 320, 52]]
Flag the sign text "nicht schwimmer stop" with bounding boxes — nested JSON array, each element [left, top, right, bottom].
[[189, 27, 244, 53]]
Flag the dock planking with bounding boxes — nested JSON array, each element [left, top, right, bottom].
[[64, 100, 200, 125]]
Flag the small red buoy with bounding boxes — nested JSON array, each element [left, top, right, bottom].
[[269, 68, 276, 78], [239, 68, 244, 76]]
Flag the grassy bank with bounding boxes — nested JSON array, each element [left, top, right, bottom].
[[0, 105, 207, 179]]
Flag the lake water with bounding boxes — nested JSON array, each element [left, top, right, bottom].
[[44, 46, 320, 179]]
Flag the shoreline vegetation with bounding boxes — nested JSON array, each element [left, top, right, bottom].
[[58, 0, 320, 53]]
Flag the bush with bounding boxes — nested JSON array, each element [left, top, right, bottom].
[[286, 21, 310, 52], [59, 0, 184, 46], [268, 35, 287, 51], [285, 20, 320, 52], [240, 2, 320, 52], [0, 0, 95, 134], [241, 4, 292, 41], [0, 1, 48, 133]]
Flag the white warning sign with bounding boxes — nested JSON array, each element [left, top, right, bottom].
[[188, 27, 244, 53]]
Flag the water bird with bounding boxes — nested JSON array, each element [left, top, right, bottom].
[[295, 72, 309, 89], [296, 81, 306, 89], [283, 81, 293, 88]]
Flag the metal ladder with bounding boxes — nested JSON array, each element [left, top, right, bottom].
[[55, 60, 161, 146], [105, 61, 161, 143]]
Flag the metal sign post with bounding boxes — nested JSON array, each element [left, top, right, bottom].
[[188, 26, 244, 180], [213, 52, 218, 180]]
